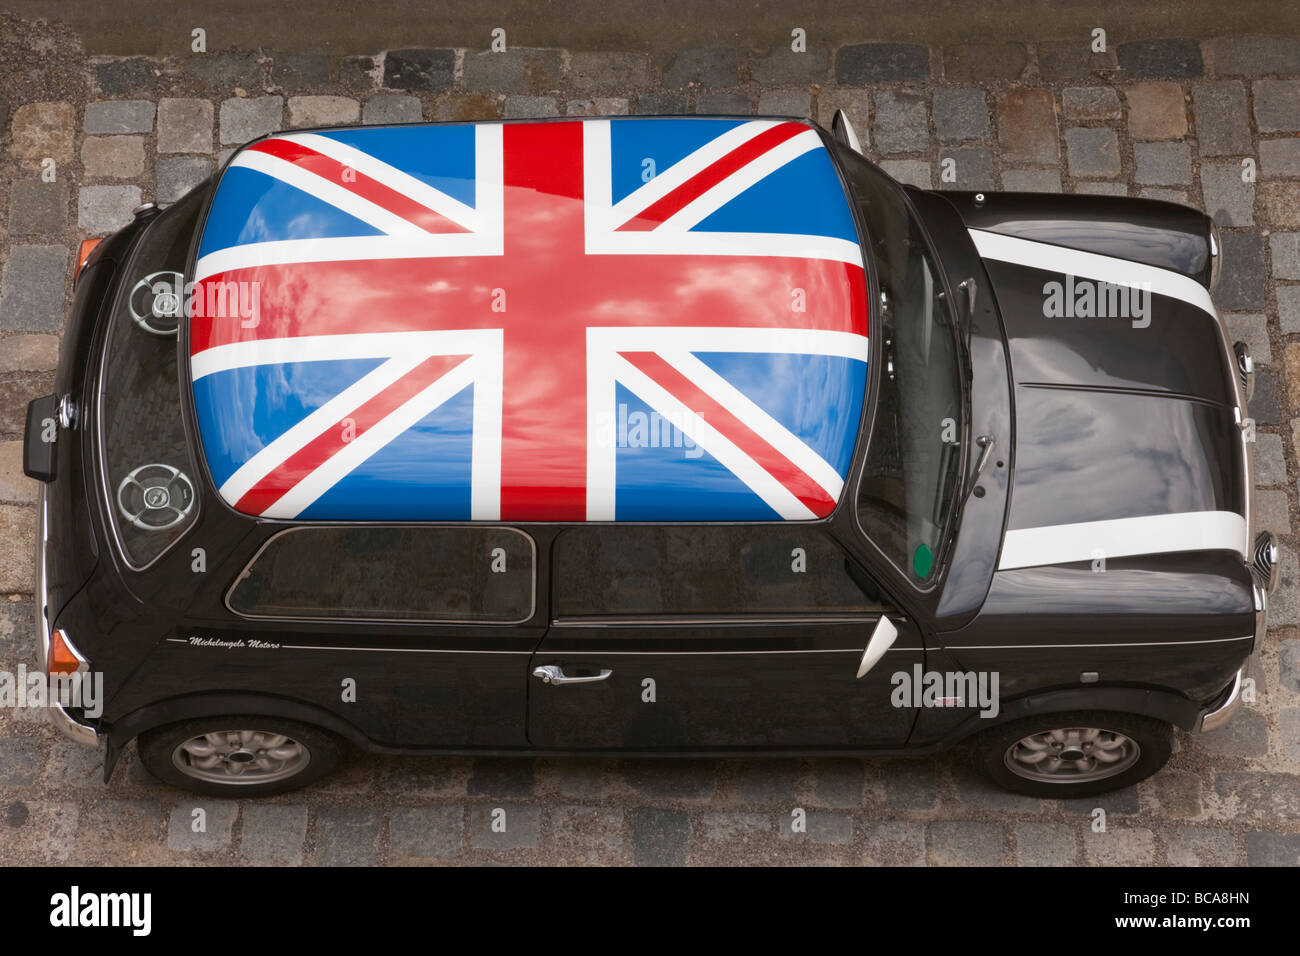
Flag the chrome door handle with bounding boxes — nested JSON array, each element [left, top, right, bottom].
[[532, 665, 613, 685], [856, 617, 899, 679]]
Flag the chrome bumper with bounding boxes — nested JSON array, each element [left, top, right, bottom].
[[35, 485, 100, 748], [1199, 665, 1246, 732]]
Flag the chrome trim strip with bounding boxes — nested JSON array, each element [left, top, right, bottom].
[[944, 635, 1254, 651], [165, 637, 533, 655], [551, 613, 891, 627]]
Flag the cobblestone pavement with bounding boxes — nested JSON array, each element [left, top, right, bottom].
[[3, 12, 1300, 865]]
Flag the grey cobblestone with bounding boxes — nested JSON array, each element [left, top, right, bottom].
[[93, 58, 158, 96], [83, 99, 154, 135], [1014, 822, 1079, 866], [239, 804, 308, 864], [1211, 35, 1300, 76], [776, 810, 852, 844], [879, 159, 931, 189], [1254, 80, 1300, 133], [1001, 168, 1062, 192], [504, 95, 558, 119], [313, 807, 383, 865], [156, 156, 213, 203], [569, 52, 653, 92], [929, 821, 1004, 866], [938, 146, 995, 190], [157, 98, 213, 154], [1062, 86, 1121, 120], [627, 806, 690, 866], [836, 43, 929, 85], [219, 96, 284, 145], [756, 89, 811, 118], [1201, 162, 1254, 226], [1271, 232, 1300, 279], [635, 92, 689, 115], [1279, 285, 1300, 332], [566, 98, 630, 117], [388, 805, 462, 859], [943, 42, 1027, 82], [77, 184, 141, 233], [663, 48, 738, 89], [1261, 138, 1300, 177], [1073, 181, 1128, 196], [269, 53, 330, 92], [1084, 827, 1156, 865], [469, 803, 540, 850], [287, 95, 359, 127], [1226, 313, 1272, 366], [872, 90, 927, 155], [463, 49, 563, 94], [749, 46, 829, 87], [0, 245, 68, 332], [382, 49, 455, 92], [1116, 39, 1203, 78], [166, 801, 237, 852], [695, 92, 750, 115], [1219, 231, 1269, 306], [362, 94, 422, 125], [1036, 40, 1117, 80], [1244, 831, 1300, 866], [81, 136, 144, 180], [860, 821, 925, 866], [548, 805, 625, 864], [1193, 82, 1252, 156], [7, 180, 67, 234], [932, 87, 989, 142], [1135, 141, 1192, 185], [1066, 127, 1121, 178]]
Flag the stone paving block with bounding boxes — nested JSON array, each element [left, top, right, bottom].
[[287, 95, 360, 127], [363, 94, 422, 125], [7, 180, 68, 234], [463, 48, 563, 94], [503, 95, 558, 119], [932, 87, 989, 142], [835, 43, 929, 84], [663, 48, 739, 88], [1126, 81, 1186, 140], [1278, 285, 1300, 332], [0, 375, 53, 439], [156, 157, 213, 203], [618, 760, 718, 799], [1272, 549, 1300, 626], [0, 246, 68, 333], [1271, 232, 1300, 280], [1084, 826, 1156, 865], [41, 742, 103, 787], [1194, 702, 1270, 753], [1280, 708, 1300, 762], [467, 758, 535, 797], [1062, 86, 1122, 120], [942, 42, 1027, 82], [81, 136, 144, 180], [879, 159, 931, 189], [1225, 313, 1271, 366], [339, 55, 380, 96], [1210, 35, 1300, 76], [1073, 181, 1128, 196], [383, 49, 455, 92], [1134, 141, 1191, 185], [871, 757, 939, 809], [94, 57, 158, 96], [432, 95, 500, 122], [636, 92, 689, 115], [78, 185, 141, 233], [1254, 80, 1300, 133], [80, 798, 162, 843], [1193, 82, 1252, 156], [219, 96, 284, 145], [627, 806, 689, 866], [929, 821, 1004, 866], [166, 801, 237, 852], [1065, 127, 1121, 178], [776, 810, 852, 844], [83, 99, 154, 135], [185, 52, 261, 92], [568, 52, 654, 92], [731, 759, 803, 804], [1146, 770, 1204, 818], [313, 806, 383, 865], [1244, 830, 1300, 866], [270, 53, 330, 92], [1001, 168, 1063, 193], [872, 90, 927, 154], [1259, 182, 1300, 228], [566, 98, 630, 117], [699, 811, 771, 843], [860, 821, 925, 866], [1117, 38, 1203, 78], [1014, 822, 1079, 866], [1213, 772, 1300, 822], [1163, 826, 1237, 866], [1262, 139, 1300, 179], [239, 804, 308, 864], [756, 89, 811, 118], [1139, 187, 1189, 204], [997, 89, 1058, 165], [695, 92, 750, 115], [0, 442, 37, 503], [1036, 40, 1117, 80], [10, 102, 76, 163], [388, 805, 462, 859], [157, 98, 213, 153], [938, 146, 995, 190], [1215, 232, 1267, 309], [1201, 162, 1254, 226], [547, 805, 626, 864], [810, 758, 865, 808], [1251, 367, 1281, 425], [749, 45, 829, 86], [0, 736, 42, 787], [469, 803, 540, 850]]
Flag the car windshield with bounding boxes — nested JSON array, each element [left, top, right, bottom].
[[838, 149, 965, 584]]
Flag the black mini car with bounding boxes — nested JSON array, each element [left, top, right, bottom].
[[25, 113, 1272, 798]]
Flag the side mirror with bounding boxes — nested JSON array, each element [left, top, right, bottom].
[[831, 109, 863, 154]]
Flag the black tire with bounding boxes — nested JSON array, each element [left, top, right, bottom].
[[137, 715, 343, 797], [971, 710, 1173, 799]]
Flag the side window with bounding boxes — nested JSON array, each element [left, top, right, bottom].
[[228, 527, 534, 623], [553, 526, 883, 618]]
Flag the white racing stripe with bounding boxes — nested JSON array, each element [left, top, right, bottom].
[[968, 228, 1217, 319], [998, 511, 1248, 571]]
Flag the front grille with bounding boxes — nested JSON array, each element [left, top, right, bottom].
[[1252, 531, 1279, 592]]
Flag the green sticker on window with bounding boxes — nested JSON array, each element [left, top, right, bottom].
[[912, 543, 934, 579]]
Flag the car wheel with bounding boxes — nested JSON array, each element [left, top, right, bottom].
[[137, 716, 343, 797], [972, 710, 1173, 798]]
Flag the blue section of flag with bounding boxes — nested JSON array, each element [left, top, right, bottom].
[[315, 126, 477, 207], [693, 149, 860, 244], [298, 384, 475, 520], [612, 384, 779, 520], [693, 352, 867, 477], [192, 358, 386, 488], [198, 167, 384, 256], [609, 118, 745, 205]]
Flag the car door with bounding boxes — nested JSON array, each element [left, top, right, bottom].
[[527, 524, 923, 751]]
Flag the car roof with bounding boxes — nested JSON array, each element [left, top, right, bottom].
[[186, 116, 871, 522]]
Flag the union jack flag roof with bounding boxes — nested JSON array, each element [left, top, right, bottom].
[[188, 117, 870, 522]]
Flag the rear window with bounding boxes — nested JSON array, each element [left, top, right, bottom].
[[227, 526, 536, 622], [553, 525, 882, 617], [98, 187, 206, 568]]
